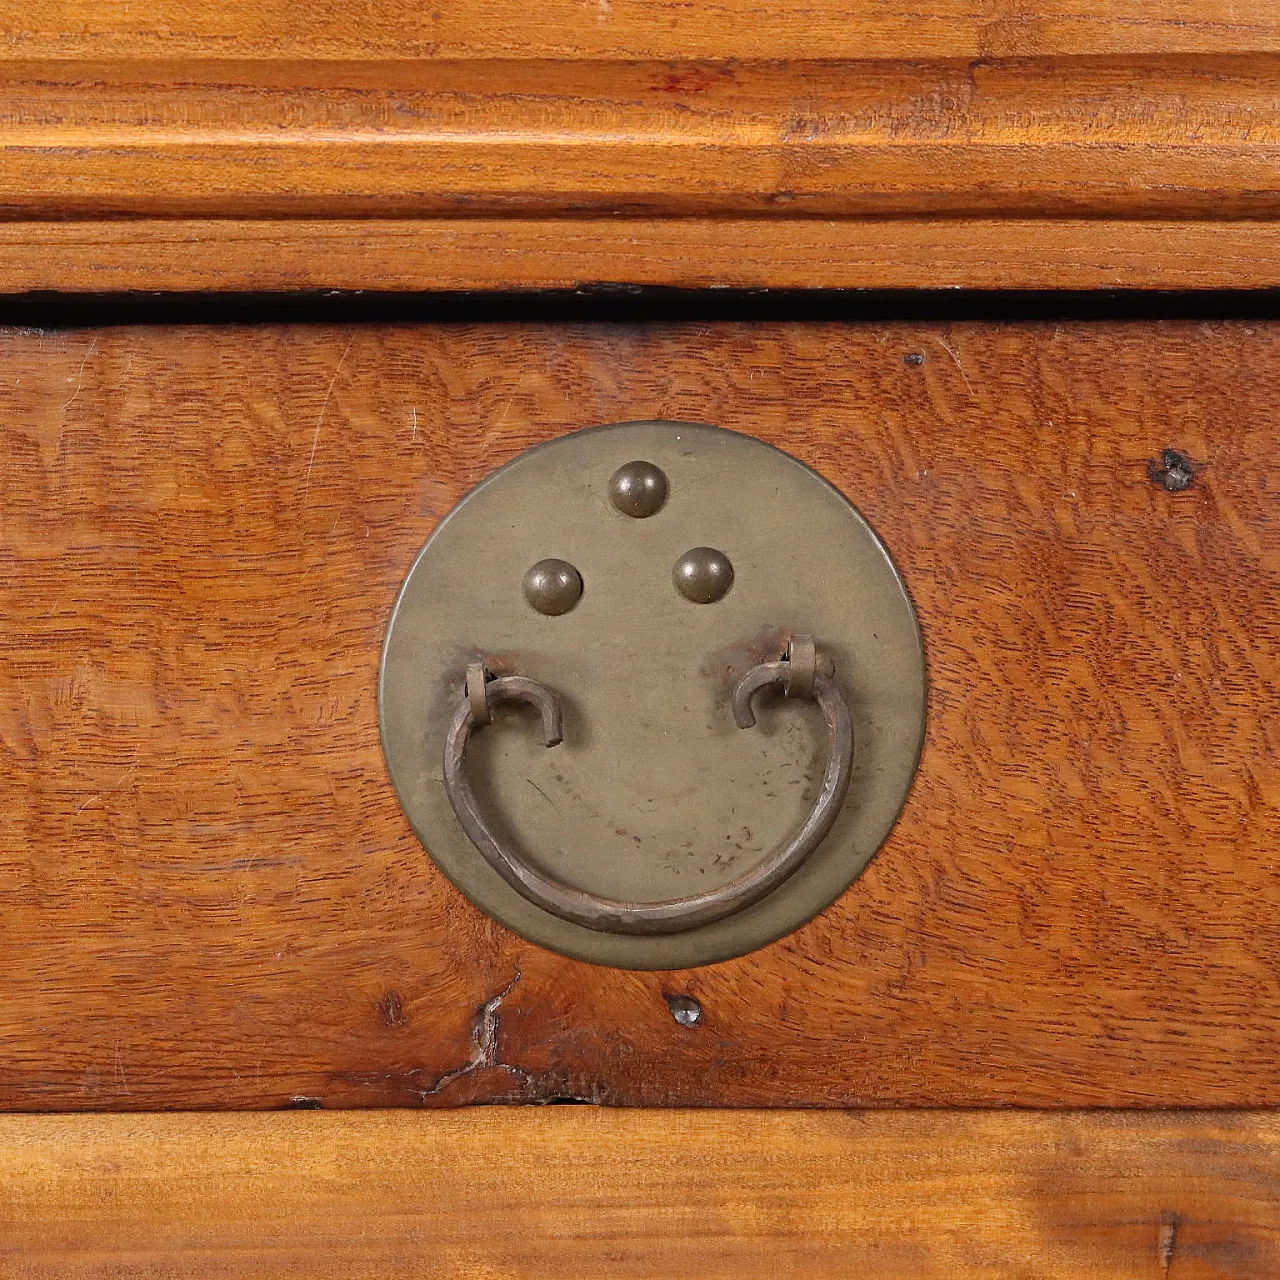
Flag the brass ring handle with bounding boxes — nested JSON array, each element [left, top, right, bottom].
[[441, 637, 854, 937]]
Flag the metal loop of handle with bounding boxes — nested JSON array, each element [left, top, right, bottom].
[[442, 637, 854, 936]]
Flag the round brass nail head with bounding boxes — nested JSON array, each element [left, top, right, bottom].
[[609, 460, 668, 518], [674, 547, 734, 603], [523, 558, 583, 615]]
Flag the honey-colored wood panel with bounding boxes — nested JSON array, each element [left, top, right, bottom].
[[9, 217, 1280, 292], [1, 58, 1277, 219], [0, 322, 1276, 1109], [1, 1110, 1278, 1279], [6, 0, 1280, 59]]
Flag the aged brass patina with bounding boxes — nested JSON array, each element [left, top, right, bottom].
[[672, 546, 735, 604], [608, 459, 669, 518], [442, 637, 852, 936], [521, 558, 584, 616], [379, 421, 925, 969]]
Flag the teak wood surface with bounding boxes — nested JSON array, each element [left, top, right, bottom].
[[4, 58, 1279, 221], [5, 1, 1280, 1268], [1, 4, 1279, 290], [11, 219, 1280, 293], [10, 0, 1280, 59], [0, 320, 1275, 1111], [3, 1109, 1278, 1279]]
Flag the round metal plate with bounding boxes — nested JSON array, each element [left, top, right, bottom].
[[379, 421, 925, 969]]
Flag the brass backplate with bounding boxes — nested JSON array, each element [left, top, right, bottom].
[[379, 421, 925, 968]]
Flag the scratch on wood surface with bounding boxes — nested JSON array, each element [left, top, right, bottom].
[[420, 968, 528, 1099], [335, 969, 531, 1104], [60, 337, 99, 420], [76, 763, 137, 816], [931, 334, 975, 396], [494, 383, 522, 428], [303, 337, 353, 495], [1158, 1210, 1180, 1275], [337, 962, 532, 1105]]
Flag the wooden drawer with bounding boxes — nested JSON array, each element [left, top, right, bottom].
[[2, 316, 1274, 1112]]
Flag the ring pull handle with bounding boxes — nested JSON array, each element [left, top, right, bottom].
[[442, 635, 854, 937]]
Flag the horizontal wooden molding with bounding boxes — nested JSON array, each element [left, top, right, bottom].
[[2, 53, 1277, 288], [2, 1109, 1278, 1277], [1, 57, 1279, 220], [5, 217, 1280, 292], [8, 0, 1280, 60]]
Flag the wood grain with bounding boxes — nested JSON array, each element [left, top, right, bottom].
[[10, 218, 1280, 293], [6, 0, 1280, 59], [2, 57, 1278, 220], [0, 322, 1276, 1110], [2, 1110, 1278, 1278], [1, 52, 1277, 290]]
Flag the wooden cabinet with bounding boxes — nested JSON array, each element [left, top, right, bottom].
[[2, 4, 1279, 1275]]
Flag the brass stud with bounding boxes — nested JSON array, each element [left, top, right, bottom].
[[609, 460, 668, 518], [523, 559, 583, 616], [673, 547, 733, 604]]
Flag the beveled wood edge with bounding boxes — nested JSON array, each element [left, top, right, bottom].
[[3, 56, 1279, 221], [7, 51, 1278, 292], [6, 217, 1280, 293], [2, 1109, 1277, 1278], [8, 1, 1280, 60]]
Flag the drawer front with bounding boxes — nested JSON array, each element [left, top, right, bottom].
[[0, 319, 1275, 1109]]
